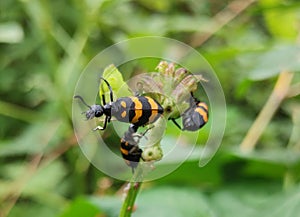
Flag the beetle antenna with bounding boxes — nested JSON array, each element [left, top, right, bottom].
[[74, 95, 92, 109], [100, 77, 114, 102]]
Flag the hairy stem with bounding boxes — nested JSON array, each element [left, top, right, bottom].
[[119, 182, 141, 217], [119, 165, 144, 217]]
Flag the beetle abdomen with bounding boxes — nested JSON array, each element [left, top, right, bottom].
[[112, 96, 164, 126]]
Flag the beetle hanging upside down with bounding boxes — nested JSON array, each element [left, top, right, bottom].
[[170, 92, 209, 131]]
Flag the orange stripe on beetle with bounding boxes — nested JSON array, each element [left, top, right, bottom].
[[146, 96, 158, 110], [120, 147, 129, 155], [197, 102, 208, 111], [195, 107, 208, 122], [146, 97, 159, 123], [130, 97, 143, 123]]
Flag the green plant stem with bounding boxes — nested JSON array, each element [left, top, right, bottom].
[[119, 166, 144, 217], [0, 100, 40, 123], [119, 182, 141, 217]]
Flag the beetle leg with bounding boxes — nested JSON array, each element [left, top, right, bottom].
[[93, 116, 108, 131], [170, 118, 183, 131]]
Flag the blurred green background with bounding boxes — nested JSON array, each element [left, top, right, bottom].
[[1, 0, 300, 217]]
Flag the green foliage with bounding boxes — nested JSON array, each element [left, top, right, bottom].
[[259, 0, 299, 40], [100, 64, 131, 98], [134, 187, 213, 217], [87, 184, 300, 217], [247, 44, 300, 80], [1, 0, 300, 217], [59, 197, 102, 217]]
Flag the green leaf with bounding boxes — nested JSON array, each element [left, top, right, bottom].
[[134, 187, 215, 217], [211, 184, 300, 217], [158, 160, 222, 187], [0, 120, 61, 156], [256, 185, 300, 217], [248, 44, 300, 80], [89, 196, 122, 217], [0, 22, 24, 43], [229, 147, 300, 166], [60, 197, 102, 217], [210, 183, 281, 217], [22, 161, 68, 197], [99, 64, 132, 99], [135, 0, 171, 12], [0, 160, 68, 210], [167, 15, 211, 33], [8, 203, 59, 217], [89, 187, 214, 217], [259, 0, 299, 40]]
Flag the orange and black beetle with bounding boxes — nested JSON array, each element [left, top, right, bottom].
[[74, 78, 164, 132]]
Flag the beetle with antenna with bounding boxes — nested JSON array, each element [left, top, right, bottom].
[[74, 78, 164, 133]]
